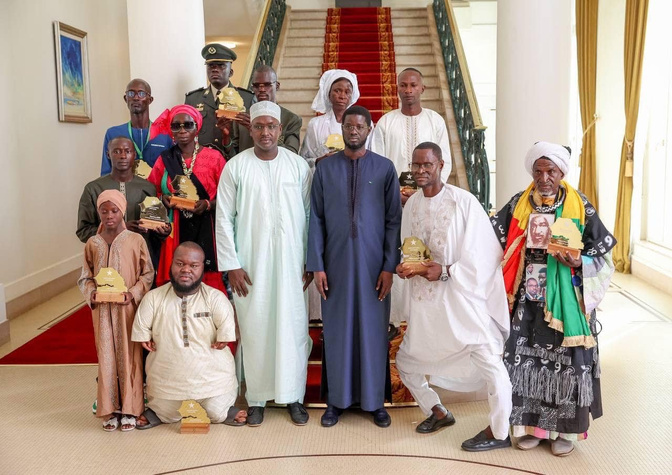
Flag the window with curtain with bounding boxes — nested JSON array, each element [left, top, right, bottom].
[[640, 0, 672, 250]]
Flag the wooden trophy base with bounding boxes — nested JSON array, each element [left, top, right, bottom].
[[180, 422, 210, 434], [170, 196, 197, 211], [399, 260, 430, 276], [93, 292, 126, 303], [138, 219, 168, 231], [216, 109, 242, 120], [547, 243, 581, 260]]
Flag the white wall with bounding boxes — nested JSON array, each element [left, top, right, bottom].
[[594, 0, 625, 233], [383, 0, 431, 7], [127, 0, 206, 114], [454, 1, 497, 206], [0, 0, 130, 301], [287, 0, 334, 9]]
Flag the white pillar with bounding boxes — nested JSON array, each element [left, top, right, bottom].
[[126, 0, 206, 114], [495, 0, 572, 207]]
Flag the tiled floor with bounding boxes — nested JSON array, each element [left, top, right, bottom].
[[0, 272, 670, 474]]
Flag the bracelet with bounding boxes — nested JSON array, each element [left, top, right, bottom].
[[205, 199, 211, 211]]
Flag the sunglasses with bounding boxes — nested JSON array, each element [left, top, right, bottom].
[[170, 122, 197, 132]]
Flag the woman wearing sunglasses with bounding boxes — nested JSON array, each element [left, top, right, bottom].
[[147, 105, 227, 295]]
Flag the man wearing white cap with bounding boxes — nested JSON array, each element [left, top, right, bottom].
[[492, 141, 616, 456], [215, 101, 313, 427]]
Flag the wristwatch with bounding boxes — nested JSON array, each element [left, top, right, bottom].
[[440, 265, 449, 282]]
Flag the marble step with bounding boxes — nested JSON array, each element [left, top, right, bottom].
[[284, 46, 324, 57], [277, 66, 324, 79], [285, 37, 326, 48], [281, 98, 445, 118], [286, 25, 430, 39], [392, 25, 430, 37], [281, 53, 434, 68], [291, 17, 428, 30], [287, 28, 328, 38], [278, 87, 441, 104], [277, 71, 440, 89], [289, 10, 328, 21], [283, 43, 433, 58], [395, 44, 433, 55], [277, 75, 441, 91], [289, 8, 427, 20], [391, 8, 428, 18]]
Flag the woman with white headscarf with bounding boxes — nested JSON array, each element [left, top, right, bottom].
[[300, 69, 372, 168]]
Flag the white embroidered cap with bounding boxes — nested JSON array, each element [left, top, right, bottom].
[[250, 100, 281, 122]]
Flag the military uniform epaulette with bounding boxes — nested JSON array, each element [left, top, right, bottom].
[[185, 86, 207, 96]]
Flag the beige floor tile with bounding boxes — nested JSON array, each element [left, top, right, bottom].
[[1, 276, 671, 474]]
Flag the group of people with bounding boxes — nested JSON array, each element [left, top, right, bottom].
[[76, 43, 615, 458]]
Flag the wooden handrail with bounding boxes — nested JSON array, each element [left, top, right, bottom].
[[443, 0, 484, 130], [240, 0, 274, 88]]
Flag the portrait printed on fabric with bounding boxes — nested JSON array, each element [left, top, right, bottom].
[[524, 263, 547, 302], [526, 213, 555, 250]]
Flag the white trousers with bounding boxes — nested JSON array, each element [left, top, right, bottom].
[[148, 393, 237, 424], [397, 348, 512, 440]]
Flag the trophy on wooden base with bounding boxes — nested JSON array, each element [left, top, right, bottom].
[[179, 400, 210, 434], [399, 236, 432, 276], [133, 160, 152, 180], [399, 170, 418, 196], [93, 268, 127, 303], [547, 217, 584, 260], [215, 87, 246, 120], [138, 196, 169, 231], [170, 175, 199, 211]]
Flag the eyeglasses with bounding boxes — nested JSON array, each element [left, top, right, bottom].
[[342, 124, 369, 132], [170, 122, 197, 132], [125, 90, 149, 98], [410, 162, 438, 171], [251, 82, 276, 90], [252, 124, 280, 131]]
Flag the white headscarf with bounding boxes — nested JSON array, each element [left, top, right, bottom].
[[310, 69, 360, 114], [524, 141, 570, 176], [250, 100, 281, 122]]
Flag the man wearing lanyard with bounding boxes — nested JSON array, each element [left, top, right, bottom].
[[100, 79, 174, 175]]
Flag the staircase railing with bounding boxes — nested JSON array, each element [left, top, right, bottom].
[[241, 0, 287, 90], [433, 0, 490, 210]]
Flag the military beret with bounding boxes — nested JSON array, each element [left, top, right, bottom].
[[202, 43, 237, 63]]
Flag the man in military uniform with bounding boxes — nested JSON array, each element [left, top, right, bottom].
[[229, 65, 302, 156], [184, 43, 254, 158]]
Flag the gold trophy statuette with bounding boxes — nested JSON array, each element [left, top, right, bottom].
[[400, 236, 432, 276], [547, 217, 584, 260], [169, 175, 199, 211], [138, 196, 170, 231], [325, 134, 345, 152], [179, 400, 211, 434], [215, 87, 246, 119], [133, 160, 152, 180], [93, 267, 128, 303]]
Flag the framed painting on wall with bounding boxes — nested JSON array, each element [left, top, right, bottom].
[[53, 21, 92, 123]]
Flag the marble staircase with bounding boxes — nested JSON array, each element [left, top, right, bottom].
[[276, 8, 445, 139]]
